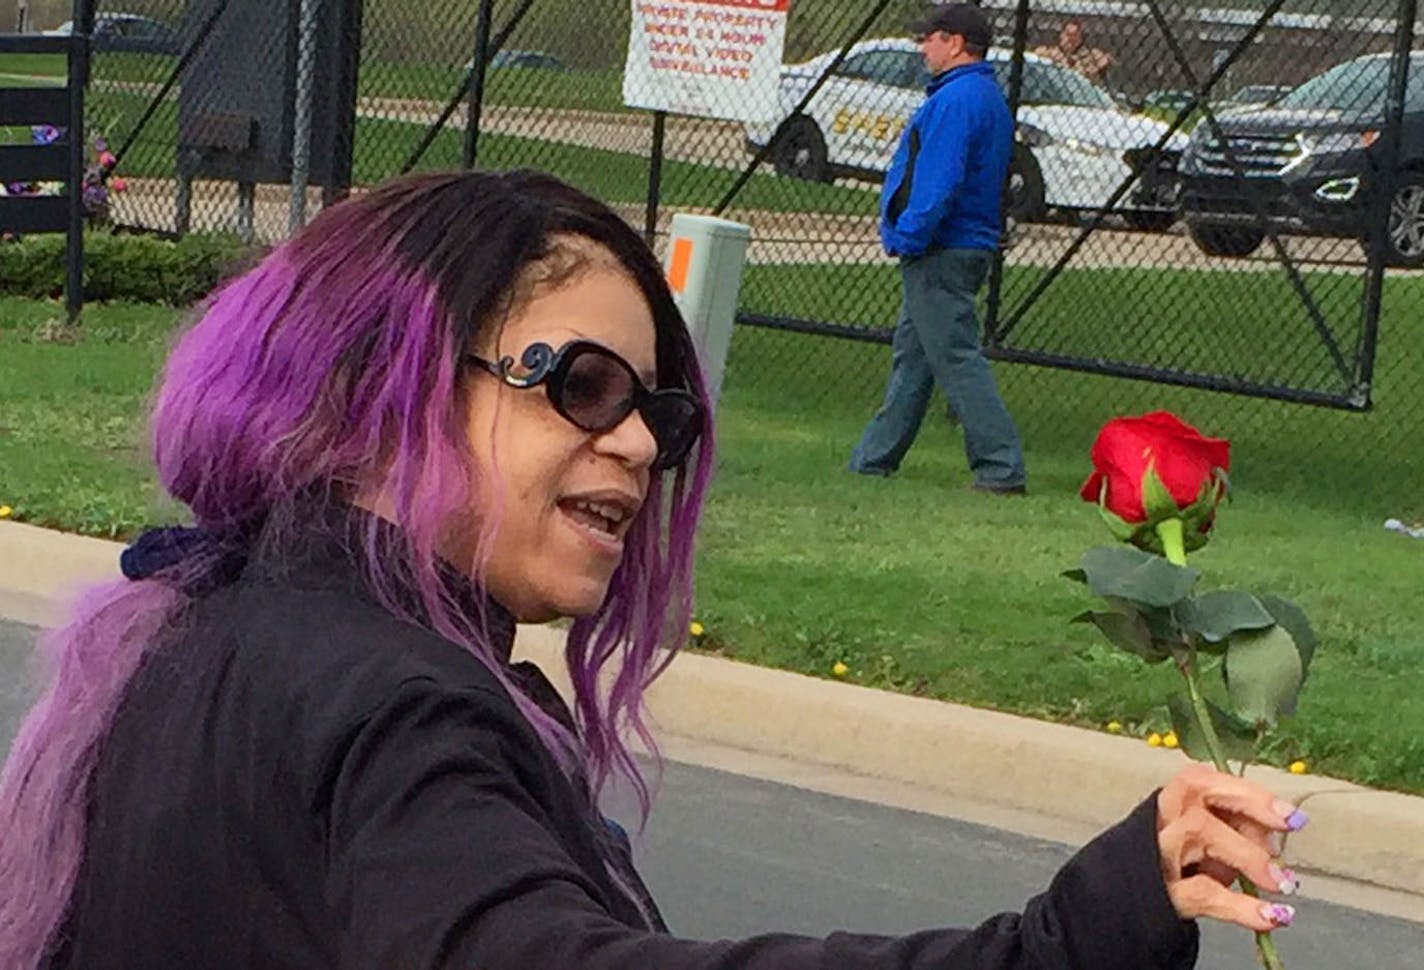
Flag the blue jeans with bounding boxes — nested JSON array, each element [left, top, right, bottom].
[[850, 248, 1026, 489]]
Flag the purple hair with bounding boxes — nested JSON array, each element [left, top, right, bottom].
[[0, 170, 714, 965]]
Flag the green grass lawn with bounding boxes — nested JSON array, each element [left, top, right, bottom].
[[0, 293, 1420, 795], [739, 262, 1424, 519], [0, 52, 631, 112], [83, 90, 871, 216]]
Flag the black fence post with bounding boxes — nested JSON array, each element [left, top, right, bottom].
[[65, 0, 94, 324], [644, 111, 666, 247], [1356, 0, 1419, 408], [401, 0, 535, 175], [984, 0, 1031, 346], [463, 0, 496, 170]]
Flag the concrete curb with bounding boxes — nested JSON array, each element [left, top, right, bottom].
[[2, 520, 1422, 901]]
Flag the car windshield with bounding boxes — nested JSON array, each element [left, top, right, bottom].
[[1049, 66, 1117, 109], [1277, 55, 1424, 113], [994, 61, 1116, 110]]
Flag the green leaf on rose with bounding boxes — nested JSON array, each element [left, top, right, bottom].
[[1073, 610, 1172, 663], [1223, 626, 1305, 727], [1168, 691, 1258, 764], [1257, 594, 1318, 678], [1073, 546, 1200, 609], [1177, 591, 1277, 644]]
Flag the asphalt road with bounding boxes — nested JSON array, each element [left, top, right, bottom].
[[1, 617, 1418, 967]]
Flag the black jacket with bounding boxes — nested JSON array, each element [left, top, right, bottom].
[[55, 515, 1199, 969]]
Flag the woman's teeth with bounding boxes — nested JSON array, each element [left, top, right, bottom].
[[565, 499, 626, 538]]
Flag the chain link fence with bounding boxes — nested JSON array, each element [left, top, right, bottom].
[[30, 0, 1423, 517]]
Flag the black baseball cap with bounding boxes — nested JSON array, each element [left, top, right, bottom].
[[909, 4, 994, 50]]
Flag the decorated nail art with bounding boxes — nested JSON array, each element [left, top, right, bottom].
[[1261, 903, 1296, 927], [1269, 864, 1298, 895]]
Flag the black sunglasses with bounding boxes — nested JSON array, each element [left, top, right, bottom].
[[466, 340, 704, 471]]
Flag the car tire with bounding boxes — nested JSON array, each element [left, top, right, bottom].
[[1186, 222, 1264, 258], [1124, 210, 1176, 232], [773, 118, 831, 183], [1377, 173, 1424, 268], [1005, 145, 1046, 224]]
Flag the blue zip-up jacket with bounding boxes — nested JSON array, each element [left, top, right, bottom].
[[880, 61, 1013, 256]]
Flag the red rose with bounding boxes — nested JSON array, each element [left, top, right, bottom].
[[1080, 412, 1230, 533]]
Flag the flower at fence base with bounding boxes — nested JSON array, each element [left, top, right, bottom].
[[1146, 731, 1163, 747], [831, 661, 849, 678], [1080, 411, 1230, 554], [1106, 720, 1123, 734], [109, 176, 128, 193], [1162, 730, 1180, 749], [1289, 760, 1308, 775], [97, 150, 117, 171], [0, 505, 12, 519], [688, 621, 705, 639]]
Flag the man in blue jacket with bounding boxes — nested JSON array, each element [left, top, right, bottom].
[[849, 4, 1026, 494]]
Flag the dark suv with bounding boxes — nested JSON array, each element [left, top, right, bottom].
[[1178, 51, 1424, 266]]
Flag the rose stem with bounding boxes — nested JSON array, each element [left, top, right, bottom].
[[1157, 518, 1287, 970]]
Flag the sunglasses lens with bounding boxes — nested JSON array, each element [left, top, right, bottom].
[[561, 348, 636, 430], [642, 391, 703, 470], [557, 344, 702, 470]]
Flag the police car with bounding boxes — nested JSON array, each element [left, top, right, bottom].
[[744, 38, 1187, 230]]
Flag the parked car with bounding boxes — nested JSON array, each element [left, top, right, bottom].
[[1178, 51, 1424, 266], [1142, 88, 1197, 115], [1224, 83, 1291, 108], [743, 39, 1187, 230], [47, 14, 181, 56]]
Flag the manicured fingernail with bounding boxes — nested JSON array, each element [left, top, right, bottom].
[[1261, 903, 1296, 927], [1269, 864, 1298, 895], [1273, 800, 1309, 830]]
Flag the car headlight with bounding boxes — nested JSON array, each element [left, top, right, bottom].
[[1299, 130, 1379, 155]]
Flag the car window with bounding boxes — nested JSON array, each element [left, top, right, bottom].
[[1020, 62, 1057, 105], [1036, 62, 1116, 109], [837, 51, 918, 88], [1277, 55, 1424, 113]]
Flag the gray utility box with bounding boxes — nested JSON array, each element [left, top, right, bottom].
[[177, 0, 363, 187]]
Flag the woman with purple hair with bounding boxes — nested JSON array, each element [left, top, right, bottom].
[[0, 170, 1302, 969]]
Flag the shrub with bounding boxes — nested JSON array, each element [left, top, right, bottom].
[[0, 231, 257, 305]]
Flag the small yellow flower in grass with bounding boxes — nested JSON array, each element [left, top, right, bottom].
[[1163, 731, 1180, 749], [689, 621, 705, 638], [1146, 732, 1163, 747], [1289, 760, 1308, 775], [831, 661, 849, 678], [1106, 720, 1123, 734], [0, 505, 11, 519]]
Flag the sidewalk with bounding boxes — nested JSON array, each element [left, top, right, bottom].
[[2, 518, 1421, 916]]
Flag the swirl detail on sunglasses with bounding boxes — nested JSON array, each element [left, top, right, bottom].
[[466, 340, 704, 471]]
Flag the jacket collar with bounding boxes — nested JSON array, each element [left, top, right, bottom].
[[927, 59, 994, 95], [245, 500, 518, 662]]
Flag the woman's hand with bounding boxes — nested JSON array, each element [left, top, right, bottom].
[[1156, 764, 1307, 931]]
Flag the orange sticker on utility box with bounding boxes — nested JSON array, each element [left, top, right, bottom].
[[668, 237, 694, 293]]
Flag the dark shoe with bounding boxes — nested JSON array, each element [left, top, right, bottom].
[[968, 482, 1026, 496], [849, 464, 895, 478]]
